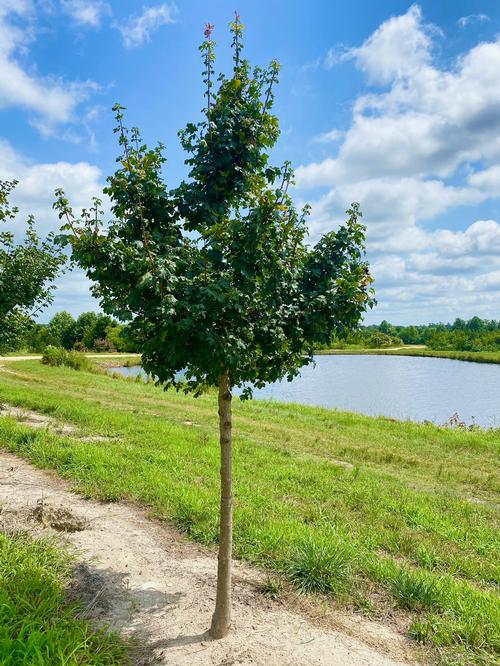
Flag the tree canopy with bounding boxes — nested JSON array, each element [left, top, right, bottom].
[[0, 180, 65, 353], [55, 20, 374, 397]]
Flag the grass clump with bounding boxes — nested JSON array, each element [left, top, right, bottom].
[[42, 346, 94, 371], [0, 531, 127, 665], [390, 569, 443, 611], [284, 534, 354, 595]]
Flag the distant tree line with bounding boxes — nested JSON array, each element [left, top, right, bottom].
[[328, 316, 500, 352], [22, 311, 138, 353], [11, 312, 500, 355]]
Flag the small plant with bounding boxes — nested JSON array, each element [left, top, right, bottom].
[[352, 591, 377, 617], [284, 534, 354, 595], [261, 577, 283, 600], [415, 545, 442, 571], [443, 412, 479, 431]]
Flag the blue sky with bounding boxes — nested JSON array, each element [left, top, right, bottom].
[[2, 0, 500, 324]]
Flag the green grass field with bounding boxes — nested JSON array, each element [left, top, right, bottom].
[[0, 361, 498, 664], [0, 531, 126, 665], [317, 346, 500, 365]]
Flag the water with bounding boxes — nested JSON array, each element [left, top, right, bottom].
[[109, 355, 500, 428]]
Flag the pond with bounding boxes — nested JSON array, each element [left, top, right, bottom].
[[109, 354, 500, 428]]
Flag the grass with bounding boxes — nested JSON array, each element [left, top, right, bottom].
[[0, 531, 127, 665], [284, 533, 354, 594], [317, 346, 500, 365], [0, 360, 498, 664]]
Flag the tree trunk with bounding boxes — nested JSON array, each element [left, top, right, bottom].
[[210, 371, 233, 639]]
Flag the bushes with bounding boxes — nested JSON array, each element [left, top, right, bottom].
[[42, 346, 93, 371], [427, 330, 500, 352], [365, 332, 403, 348], [93, 338, 116, 353]]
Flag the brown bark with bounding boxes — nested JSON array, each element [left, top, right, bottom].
[[209, 371, 233, 639]]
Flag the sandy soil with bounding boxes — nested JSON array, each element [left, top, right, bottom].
[[0, 448, 422, 666]]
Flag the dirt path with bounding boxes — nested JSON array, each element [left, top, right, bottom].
[[0, 450, 420, 666]]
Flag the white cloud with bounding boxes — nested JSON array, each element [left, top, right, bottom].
[[297, 5, 500, 322], [44, 268, 100, 319], [115, 3, 177, 49], [468, 165, 500, 196], [0, 1, 100, 134], [458, 14, 490, 29], [324, 47, 344, 69], [313, 129, 344, 144], [432, 220, 500, 256], [0, 138, 103, 234], [304, 176, 483, 245], [60, 0, 111, 28], [345, 5, 435, 85]]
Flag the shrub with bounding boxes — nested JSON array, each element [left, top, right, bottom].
[[260, 577, 284, 600], [366, 332, 403, 348], [42, 345, 67, 366], [42, 346, 93, 371], [65, 350, 93, 371], [93, 338, 116, 353]]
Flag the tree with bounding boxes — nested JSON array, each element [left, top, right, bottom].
[[25, 322, 50, 352], [92, 314, 115, 342], [106, 323, 138, 352], [466, 315, 483, 332], [379, 319, 395, 336], [73, 311, 98, 350], [55, 16, 374, 639], [47, 311, 76, 348], [0, 180, 65, 354]]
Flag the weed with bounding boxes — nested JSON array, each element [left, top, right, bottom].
[[260, 577, 283, 600], [42, 346, 94, 372]]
